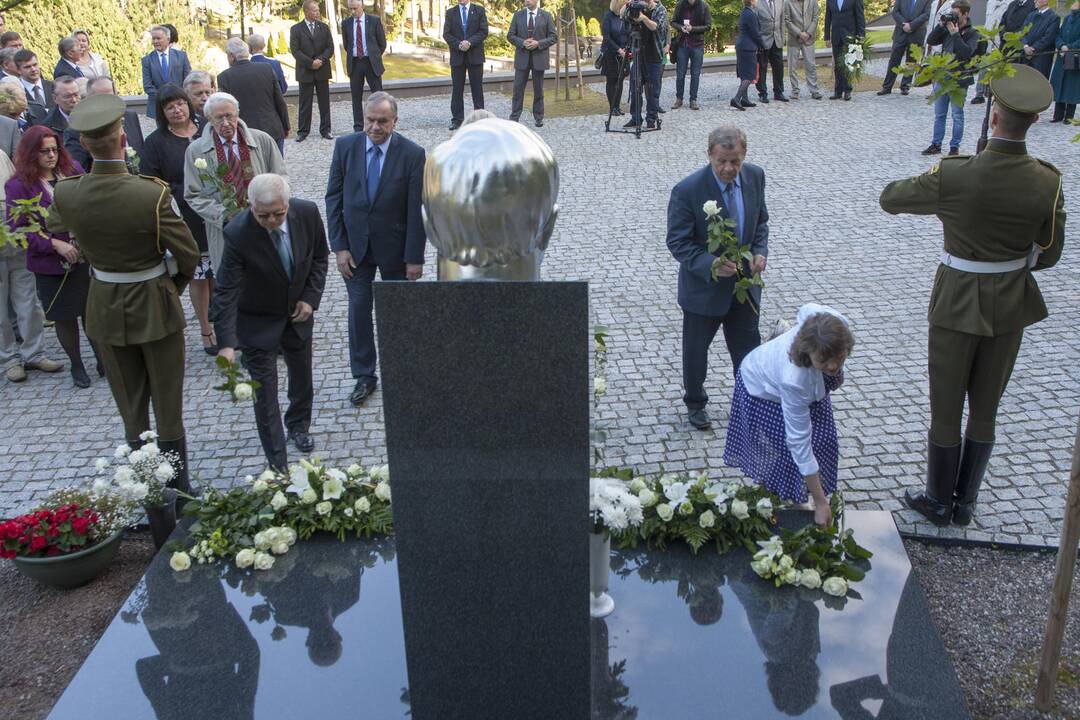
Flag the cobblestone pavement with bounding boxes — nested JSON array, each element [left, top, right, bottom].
[[2, 71, 1077, 547]]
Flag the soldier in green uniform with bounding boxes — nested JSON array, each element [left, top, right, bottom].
[[47, 94, 201, 494], [879, 64, 1066, 527]]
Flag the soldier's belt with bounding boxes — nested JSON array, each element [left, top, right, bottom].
[[91, 261, 168, 284], [939, 250, 1037, 274]]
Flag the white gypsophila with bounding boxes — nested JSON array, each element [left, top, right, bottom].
[[823, 576, 848, 597], [756, 497, 774, 519], [194, 157, 208, 171], [315, 501, 333, 516], [322, 474, 345, 500], [287, 465, 312, 496], [375, 481, 391, 502], [114, 443, 132, 459], [253, 479, 269, 494], [139, 430, 157, 441], [354, 497, 371, 514], [170, 551, 191, 571], [94, 457, 110, 472], [254, 551, 275, 571], [234, 382, 253, 401], [154, 462, 175, 482], [699, 510, 716, 529], [703, 200, 720, 218], [730, 499, 750, 520], [235, 548, 256, 569], [143, 442, 160, 457], [270, 491, 288, 511]]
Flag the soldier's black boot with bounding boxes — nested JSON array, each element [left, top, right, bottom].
[[904, 440, 960, 527], [951, 438, 993, 526], [158, 436, 193, 511]]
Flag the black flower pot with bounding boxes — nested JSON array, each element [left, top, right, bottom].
[[145, 489, 178, 550]]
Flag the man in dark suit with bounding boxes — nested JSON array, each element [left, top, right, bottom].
[[444, 0, 489, 130], [973, 0, 1036, 102], [140, 25, 191, 119], [40, 75, 79, 135], [213, 174, 329, 470], [249, 34, 288, 94], [290, 0, 335, 141], [878, 0, 931, 94], [218, 37, 290, 155], [324, 92, 426, 406], [14, 50, 53, 126], [63, 76, 144, 173], [824, 0, 865, 100], [666, 126, 769, 431], [342, 0, 387, 132], [508, 0, 558, 127], [1021, 0, 1060, 77], [53, 36, 84, 80]]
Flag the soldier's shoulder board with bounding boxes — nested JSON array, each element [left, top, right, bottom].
[[1034, 158, 1061, 176], [137, 174, 171, 188], [55, 175, 81, 185]]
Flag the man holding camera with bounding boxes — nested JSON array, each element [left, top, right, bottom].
[[623, 0, 667, 129], [921, 0, 983, 155]]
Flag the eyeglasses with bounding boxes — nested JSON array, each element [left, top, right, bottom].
[[38, 147, 59, 155]]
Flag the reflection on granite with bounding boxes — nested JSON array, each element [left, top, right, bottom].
[[50, 512, 967, 720]]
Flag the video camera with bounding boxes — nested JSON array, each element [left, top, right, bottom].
[[627, 0, 650, 21]]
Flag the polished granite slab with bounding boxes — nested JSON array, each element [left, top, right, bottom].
[[49, 511, 968, 719]]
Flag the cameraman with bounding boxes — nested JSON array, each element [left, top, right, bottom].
[[622, 0, 666, 129], [921, 0, 983, 156]]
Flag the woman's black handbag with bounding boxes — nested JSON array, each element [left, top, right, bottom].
[[1065, 49, 1080, 72], [595, 49, 605, 70]]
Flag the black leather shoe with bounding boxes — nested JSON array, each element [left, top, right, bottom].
[[904, 440, 960, 527], [758, 95, 770, 103], [900, 87, 910, 95], [741, 98, 757, 108], [645, 119, 656, 129], [449, 120, 462, 131], [611, 107, 624, 116], [774, 92, 789, 102], [657, 106, 666, 113], [952, 438, 993, 526], [730, 98, 746, 111], [921, 143, 941, 155], [535, 118, 544, 127], [295, 134, 308, 143], [349, 380, 378, 406], [320, 132, 333, 140], [71, 365, 90, 388], [877, 88, 892, 95], [623, 118, 640, 129], [288, 429, 315, 454], [829, 93, 842, 100], [688, 408, 711, 431], [970, 94, 985, 104], [843, 91, 852, 100]]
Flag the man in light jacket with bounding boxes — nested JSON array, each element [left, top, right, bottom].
[[784, 0, 821, 99], [755, 0, 788, 102]]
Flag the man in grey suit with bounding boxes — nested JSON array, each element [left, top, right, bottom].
[[755, 0, 788, 102], [141, 25, 191, 118], [784, 0, 822, 99], [0, 112, 19, 158], [508, 0, 557, 127], [218, 37, 290, 155], [879, 0, 931, 94], [666, 125, 768, 431]]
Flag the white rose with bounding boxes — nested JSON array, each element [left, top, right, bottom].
[[778, 554, 794, 571], [354, 497, 371, 514], [94, 457, 110, 472], [263, 527, 283, 546], [375, 481, 391, 502], [315, 501, 333, 516], [637, 488, 657, 507], [253, 551, 275, 571], [369, 464, 389, 482], [234, 382, 253, 401], [822, 576, 849, 597], [280, 527, 297, 545], [656, 503, 674, 522], [235, 548, 256, 569], [139, 430, 158, 441], [750, 557, 772, 577], [347, 463, 363, 477], [301, 488, 317, 504], [594, 376, 606, 395], [271, 542, 290, 555], [114, 466, 135, 483], [169, 551, 192, 571], [154, 462, 175, 482], [127, 450, 146, 465], [703, 199, 720, 218], [799, 569, 822, 589], [253, 479, 269, 494], [629, 478, 646, 493], [699, 510, 716, 529], [194, 157, 208, 170], [270, 491, 288, 511], [114, 444, 132, 459], [730, 499, 750, 520], [259, 469, 277, 482], [756, 497, 774, 519], [781, 568, 801, 585], [678, 500, 694, 516], [254, 531, 271, 551]]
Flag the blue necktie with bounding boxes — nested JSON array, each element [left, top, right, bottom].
[[367, 145, 382, 205], [461, 6, 468, 30], [724, 183, 742, 245], [272, 228, 294, 280], [74, 64, 83, 78], [160, 52, 169, 80]]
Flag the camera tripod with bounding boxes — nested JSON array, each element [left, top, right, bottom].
[[604, 25, 662, 139]]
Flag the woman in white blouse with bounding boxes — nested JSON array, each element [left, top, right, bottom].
[[71, 29, 110, 80], [723, 304, 854, 528]]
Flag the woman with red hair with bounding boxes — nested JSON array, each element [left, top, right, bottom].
[[5, 125, 97, 387]]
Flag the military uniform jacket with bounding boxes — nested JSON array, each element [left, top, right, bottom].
[[48, 160, 200, 346], [879, 138, 1065, 337]]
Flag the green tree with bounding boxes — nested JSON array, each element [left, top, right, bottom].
[[587, 17, 601, 37], [276, 30, 289, 55]]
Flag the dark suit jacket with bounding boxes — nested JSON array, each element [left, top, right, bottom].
[[666, 163, 769, 317], [251, 53, 288, 93], [508, 8, 558, 70], [890, 0, 932, 43], [141, 48, 191, 118], [735, 6, 766, 50], [24, 79, 54, 126], [40, 105, 68, 135], [325, 131, 426, 270], [212, 198, 329, 352], [63, 109, 145, 173], [52, 58, 84, 80], [444, 3, 489, 66], [342, 15, 387, 76], [1000, 0, 1037, 35], [290, 20, 334, 84], [1023, 9, 1061, 75], [824, 0, 866, 44], [217, 60, 290, 143]]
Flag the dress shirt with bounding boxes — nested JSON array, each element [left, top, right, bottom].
[[157, 51, 170, 73], [738, 303, 850, 476], [712, 170, 745, 245], [217, 133, 241, 160], [21, 79, 44, 103], [365, 134, 391, 158]]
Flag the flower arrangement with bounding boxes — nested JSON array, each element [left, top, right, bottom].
[[591, 324, 610, 468], [749, 495, 872, 597], [703, 201, 763, 312], [213, 355, 261, 402], [611, 472, 779, 554], [192, 156, 246, 221], [590, 476, 644, 536], [167, 459, 393, 572], [843, 36, 872, 85], [92, 431, 181, 507]]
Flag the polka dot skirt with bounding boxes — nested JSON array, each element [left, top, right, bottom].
[[723, 371, 840, 504]]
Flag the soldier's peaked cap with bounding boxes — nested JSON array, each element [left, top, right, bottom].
[[68, 93, 126, 138], [990, 63, 1053, 114]]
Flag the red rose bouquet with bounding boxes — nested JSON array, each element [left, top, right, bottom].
[[0, 503, 102, 558]]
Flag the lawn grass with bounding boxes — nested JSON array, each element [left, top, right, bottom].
[[382, 54, 451, 80], [498, 85, 612, 118]]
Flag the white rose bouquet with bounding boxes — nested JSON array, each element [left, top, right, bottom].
[[843, 36, 873, 85], [703, 200, 764, 313]]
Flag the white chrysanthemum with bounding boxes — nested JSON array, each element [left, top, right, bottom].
[[114, 466, 135, 483], [143, 442, 160, 457], [154, 462, 174, 482], [114, 444, 132, 459], [139, 430, 158, 441]]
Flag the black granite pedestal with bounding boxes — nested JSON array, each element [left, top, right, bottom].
[[373, 281, 591, 720]]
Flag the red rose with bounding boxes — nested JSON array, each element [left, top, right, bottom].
[[29, 535, 47, 551]]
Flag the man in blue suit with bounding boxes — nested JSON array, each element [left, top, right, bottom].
[[666, 125, 769, 431], [878, 0, 931, 95], [249, 34, 288, 94], [325, 92, 426, 407], [1021, 0, 1061, 77], [444, 0, 489, 130], [141, 25, 190, 118], [824, 0, 865, 100]]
